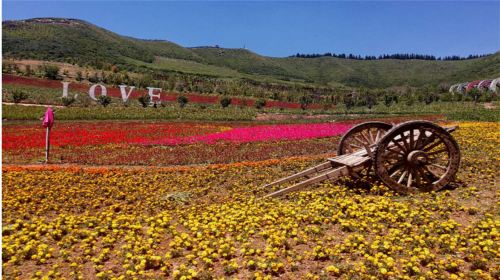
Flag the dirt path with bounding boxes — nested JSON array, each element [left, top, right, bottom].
[[256, 113, 334, 121], [483, 102, 496, 109]]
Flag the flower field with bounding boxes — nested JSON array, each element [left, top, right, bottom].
[[139, 123, 352, 146], [2, 116, 444, 165], [2, 121, 499, 279], [2, 121, 348, 165], [2, 122, 231, 149]]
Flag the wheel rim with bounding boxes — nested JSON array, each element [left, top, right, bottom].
[[374, 121, 460, 194], [337, 122, 393, 155]]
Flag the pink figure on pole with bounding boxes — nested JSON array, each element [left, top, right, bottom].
[[42, 107, 54, 128], [42, 107, 54, 162]]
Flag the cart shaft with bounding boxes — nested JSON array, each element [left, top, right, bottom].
[[262, 161, 335, 189], [263, 166, 349, 198]]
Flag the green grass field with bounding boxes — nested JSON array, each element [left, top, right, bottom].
[[3, 101, 498, 122]]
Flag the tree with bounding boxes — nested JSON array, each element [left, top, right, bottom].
[[384, 94, 393, 107], [343, 93, 355, 111], [42, 64, 60, 80], [177, 95, 189, 108], [11, 90, 29, 104], [24, 65, 33, 76], [138, 94, 151, 108], [366, 94, 376, 110], [330, 94, 339, 106], [97, 95, 111, 107], [254, 98, 267, 109], [76, 71, 83, 82], [468, 88, 481, 103], [479, 90, 494, 103], [405, 94, 415, 106], [299, 95, 312, 110], [424, 92, 437, 105], [62, 96, 76, 107], [88, 72, 100, 83], [220, 96, 232, 108]]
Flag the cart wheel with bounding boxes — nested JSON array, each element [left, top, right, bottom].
[[374, 121, 460, 194], [338, 121, 393, 155], [338, 121, 392, 178]]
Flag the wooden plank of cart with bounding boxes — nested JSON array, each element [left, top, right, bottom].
[[263, 120, 461, 198]]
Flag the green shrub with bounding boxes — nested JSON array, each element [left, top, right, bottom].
[[343, 94, 354, 111], [76, 71, 83, 82], [62, 96, 76, 107], [220, 96, 232, 108], [300, 95, 313, 110], [177, 95, 189, 108], [97, 95, 111, 107], [254, 98, 267, 109], [42, 64, 60, 80], [138, 94, 151, 108], [384, 94, 393, 107], [11, 90, 29, 104], [469, 88, 481, 103]]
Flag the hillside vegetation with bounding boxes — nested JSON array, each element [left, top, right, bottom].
[[3, 18, 500, 89]]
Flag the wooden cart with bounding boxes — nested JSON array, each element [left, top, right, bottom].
[[263, 121, 461, 198]]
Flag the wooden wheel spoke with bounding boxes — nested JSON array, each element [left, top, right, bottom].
[[429, 163, 447, 171], [386, 147, 405, 156], [353, 136, 368, 146], [346, 144, 354, 153], [414, 128, 425, 149], [397, 170, 408, 184], [400, 133, 411, 151], [390, 169, 401, 178], [383, 153, 403, 165], [391, 140, 407, 154], [367, 129, 375, 144], [407, 172, 413, 188], [422, 138, 445, 152], [422, 165, 441, 181], [349, 143, 363, 149], [416, 166, 435, 185], [388, 162, 405, 178], [415, 131, 436, 150], [375, 129, 382, 142], [409, 129, 415, 150], [360, 131, 372, 145]]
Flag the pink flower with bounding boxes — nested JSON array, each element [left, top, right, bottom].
[[141, 122, 352, 146]]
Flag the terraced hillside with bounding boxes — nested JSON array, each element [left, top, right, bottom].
[[3, 18, 500, 88]]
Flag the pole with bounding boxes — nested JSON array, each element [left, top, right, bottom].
[[45, 127, 50, 163]]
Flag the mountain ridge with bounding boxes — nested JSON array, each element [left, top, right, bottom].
[[3, 17, 500, 88]]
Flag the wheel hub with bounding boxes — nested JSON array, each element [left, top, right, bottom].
[[407, 150, 428, 165]]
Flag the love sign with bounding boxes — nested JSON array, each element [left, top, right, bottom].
[[61, 82, 162, 105]]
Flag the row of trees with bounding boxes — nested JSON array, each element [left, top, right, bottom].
[[340, 86, 497, 110], [291, 52, 492, 61], [59, 93, 274, 110], [2, 61, 337, 104]]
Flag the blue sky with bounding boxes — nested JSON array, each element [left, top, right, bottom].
[[3, 1, 499, 58]]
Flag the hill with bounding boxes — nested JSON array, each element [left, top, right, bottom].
[[3, 17, 500, 88]]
